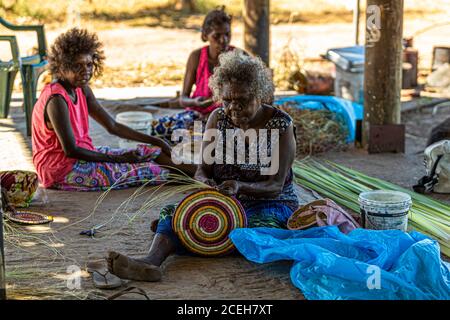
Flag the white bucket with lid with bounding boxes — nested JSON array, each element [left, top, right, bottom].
[[358, 190, 412, 232], [115, 111, 153, 149]]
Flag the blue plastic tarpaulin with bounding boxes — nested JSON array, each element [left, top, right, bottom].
[[229, 226, 450, 300], [274, 95, 364, 143]]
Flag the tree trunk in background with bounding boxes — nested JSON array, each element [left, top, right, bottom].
[[175, 0, 196, 12], [353, 0, 361, 45], [243, 0, 270, 66], [362, 0, 404, 147]]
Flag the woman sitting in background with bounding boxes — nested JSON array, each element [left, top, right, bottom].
[[31, 28, 195, 191], [106, 51, 299, 282], [150, 6, 238, 141]]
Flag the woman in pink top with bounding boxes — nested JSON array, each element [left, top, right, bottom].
[[32, 28, 195, 191], [180, 6, 235, 115], [150, 7, 240, 141]]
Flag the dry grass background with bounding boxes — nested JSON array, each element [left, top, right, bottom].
[[1, 0, 449, 90], [1, 0, 448, 27]]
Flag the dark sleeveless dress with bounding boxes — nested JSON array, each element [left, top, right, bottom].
[[211, 106, 299, 211], [155, 105, 300, 254]]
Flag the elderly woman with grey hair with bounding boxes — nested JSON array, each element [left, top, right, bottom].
[[106, 51, 299, 282]]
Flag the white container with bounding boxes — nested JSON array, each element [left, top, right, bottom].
[[358, 190, 412, 232], [326, 46, 365, 104], [115, 111, 153, 149], [334, 66, 364, 104]]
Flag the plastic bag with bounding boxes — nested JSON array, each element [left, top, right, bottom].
[[229, 226, 450, 300]]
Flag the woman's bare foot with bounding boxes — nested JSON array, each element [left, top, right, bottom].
[[107, 251, 162, 282]]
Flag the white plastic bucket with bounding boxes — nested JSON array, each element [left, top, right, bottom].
[[358, 190, 412, 232], [115, 111, 153, 149]]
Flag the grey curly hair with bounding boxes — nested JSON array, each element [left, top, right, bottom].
[[209, 50, 274, 104]]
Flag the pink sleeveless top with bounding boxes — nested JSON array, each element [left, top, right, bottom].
[[188, 45, 234, 115], [32, 82, 95, 187]]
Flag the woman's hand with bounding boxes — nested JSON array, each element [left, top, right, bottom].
[[216, 180, 239, 196], [150, 138, 172, 156], [115, 150, 150, 163], [194, 170, 217, 187], [196, 176, 217, 187], [84, 85, 173, 156]]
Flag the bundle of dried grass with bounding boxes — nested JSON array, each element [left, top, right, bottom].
[[279, 102, 348, 156], [273, 38, 308, 93]]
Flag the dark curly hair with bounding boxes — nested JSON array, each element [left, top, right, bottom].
[[48, 28, 105, 79], [201, 6, 232, 42]]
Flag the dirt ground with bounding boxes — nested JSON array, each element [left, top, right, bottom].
[[1, 93, 449, 300]]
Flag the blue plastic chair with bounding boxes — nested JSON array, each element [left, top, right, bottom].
[[0, 35, 20, 120], [0, 17, 48, 135]]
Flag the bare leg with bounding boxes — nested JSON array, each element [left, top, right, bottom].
[[141, 233, 176, 266], [107, 234, 175, 282]]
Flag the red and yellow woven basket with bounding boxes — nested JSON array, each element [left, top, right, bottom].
[[5, 210, 53, 225], [172, 189, 246, 257]]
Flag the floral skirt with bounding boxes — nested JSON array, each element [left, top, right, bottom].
[[53, 145, 170, 191], [0, 170, 38, 208], [150, 110, 200, 143]]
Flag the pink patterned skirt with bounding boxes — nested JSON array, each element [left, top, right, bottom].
[[53, 145, 169, 191]]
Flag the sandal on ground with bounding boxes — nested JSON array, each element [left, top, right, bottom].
[[107, 286, 150, 300], [87, 261, 123, 290]]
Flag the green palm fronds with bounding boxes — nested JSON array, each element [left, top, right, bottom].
[[293, 160, 450, 256]]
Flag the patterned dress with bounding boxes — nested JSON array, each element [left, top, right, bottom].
[[212, 106, 299, 212], [150, 110, 199, 144], [54, 145, 169, 191]]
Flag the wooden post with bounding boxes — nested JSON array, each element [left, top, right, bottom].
[[362, 0, 404, 149], [243, 0, 270, 66], [353, 0, 361, 45]]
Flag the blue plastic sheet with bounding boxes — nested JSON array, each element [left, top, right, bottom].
[[229, 226, 450, 300], [274, 95, 364, 143]]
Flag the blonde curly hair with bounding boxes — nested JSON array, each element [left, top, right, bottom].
[[209, 50, 274, 104]]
